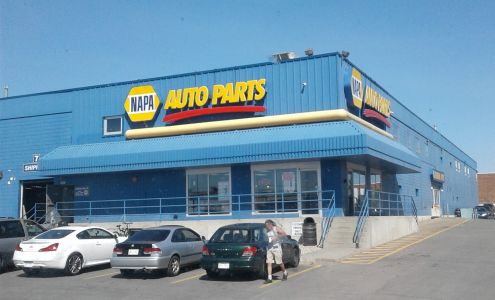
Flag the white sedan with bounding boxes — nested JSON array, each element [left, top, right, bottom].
[[13, 226, 118, 276]]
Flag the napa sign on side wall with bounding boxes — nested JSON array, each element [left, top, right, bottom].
[[124, 79, 267, 124], [343, 65, 392, 128]]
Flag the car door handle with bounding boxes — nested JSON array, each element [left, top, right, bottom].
[[96, 242, 102, 246]]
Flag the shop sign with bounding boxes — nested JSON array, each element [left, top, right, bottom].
[[124, 85, 161, 122], [432, 170, 445, 183], [291, 222, 303, 238], [23, 163, 38, 172], [24, 153, 41, 172], [75, 186, 90, 197], [163, 79, 267, 123], [344, 67, 392, 127]]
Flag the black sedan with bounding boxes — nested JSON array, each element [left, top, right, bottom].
[[475, 206, 495, 219], [201, 223, 300, 279]]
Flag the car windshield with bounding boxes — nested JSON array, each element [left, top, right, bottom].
[[35, 229, 75, 239], [210, 228, 264, 243], [126, 230, 170, 242]]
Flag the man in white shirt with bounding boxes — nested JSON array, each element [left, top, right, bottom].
[[264, 219, 288, 284]]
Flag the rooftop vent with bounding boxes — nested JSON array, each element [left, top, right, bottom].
[[272, 52, 297, 63], [304, 48, 314, 57]]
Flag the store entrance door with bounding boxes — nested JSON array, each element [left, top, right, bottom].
[[347, 171, 366, 216], [431, 188, 441, 218], [21, 180, 53, 220]]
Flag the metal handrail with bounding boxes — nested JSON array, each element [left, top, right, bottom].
[[317, 193, 336, 248], [353, 191, 369, 248], [36, 190, 335, 222], [353, 190, 418, 248]]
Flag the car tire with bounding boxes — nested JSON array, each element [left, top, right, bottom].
[[167, 255, 180, 277], [206, 269, 219, 279], [289, 248, 300, 268], [22, 268, 40, 276], [64, 253, 83, 276], [120, 269, 134, 277]]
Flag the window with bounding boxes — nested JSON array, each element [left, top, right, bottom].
[[210, 228, 264, 243], [370, 174, 381, 191], [35, 229, 75, 239], [253, 168, 298, 213], [252, 162, 320, 214], [86, 228, 114, 239], [103, 116, 123, 136], [187, 168, 231, 216], [182, 229, 201, 241], [24, 220, 45, 237], [0, 221, 25, 239], [173, 229, 201, 242], [455, 161, 461, 173], [126, 230, 170, 242]]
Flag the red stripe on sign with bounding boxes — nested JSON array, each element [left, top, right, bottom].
[[163, 106, 266, 123], [363, 109, 392, 128]]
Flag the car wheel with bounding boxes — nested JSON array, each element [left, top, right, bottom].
[[167, 255, 180, 277], [22, 268, 40, 276], [64, 253, 83, 276], [206, 269, 219, 279], [289, 248, 300, 268], [120, 269, 134, 277]]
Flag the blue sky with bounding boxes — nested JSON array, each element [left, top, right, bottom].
[[1, 0, 494, 171]]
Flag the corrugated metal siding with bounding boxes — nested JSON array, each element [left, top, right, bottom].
[[0, 113, 72, 216], [340, 60, 478, 213], [38, 121, 420, 176]]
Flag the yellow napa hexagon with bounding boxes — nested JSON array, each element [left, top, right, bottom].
[[124, 85, 161, 122]]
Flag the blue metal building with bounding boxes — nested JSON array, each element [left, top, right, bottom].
[[0, 52, 478, 222]]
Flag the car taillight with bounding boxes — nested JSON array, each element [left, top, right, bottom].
[[39, 243, 59, 252], [143, 247, 161, 254], [202, 245, 210, 256], [15, 244, 23, 252], [242, 246, 257, 257], [113, 247, 123, 255]]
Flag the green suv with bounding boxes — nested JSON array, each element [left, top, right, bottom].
[[201, 223, 300, 279]]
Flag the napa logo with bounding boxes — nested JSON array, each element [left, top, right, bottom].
[[124, 85, 161, 122], [344, 67, 392, 128], [349, 68, 363, 109]]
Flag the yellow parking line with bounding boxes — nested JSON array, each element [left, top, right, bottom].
[[259, 264, 322, 289], [171, 272, 204, 284], [83, 271, 120, 280], [366, 220, 469, 264], [340, 220, 469, 265]]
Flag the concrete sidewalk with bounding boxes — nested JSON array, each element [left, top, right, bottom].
[[300, 217, 467, 264]]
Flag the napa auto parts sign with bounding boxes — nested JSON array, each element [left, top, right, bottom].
[[344, 66, 392, 128], [124, 86, 161, 122], [124, 79, 266, 124]]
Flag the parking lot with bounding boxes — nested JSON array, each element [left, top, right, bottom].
[[1, 220, 494, 300]]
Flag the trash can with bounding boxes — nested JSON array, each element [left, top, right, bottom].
[[302, 217, 317, 246]]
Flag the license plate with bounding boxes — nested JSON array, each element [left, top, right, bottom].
[[218, 262, 230, 269], [128, 249, 139, 256], [24, 262, 33, 268]]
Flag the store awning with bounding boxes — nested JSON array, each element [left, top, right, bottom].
[[38, 120, 422, 176]]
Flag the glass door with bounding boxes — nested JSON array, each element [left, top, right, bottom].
[[347, 171, 366, 216], [300, 170, 319, 214], [432, 188, 441, 217]]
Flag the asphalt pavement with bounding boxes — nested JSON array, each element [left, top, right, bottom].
[[0, 219, 493, 300]]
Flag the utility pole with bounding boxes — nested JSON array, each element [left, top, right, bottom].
[[3, 85, 8, 97]]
